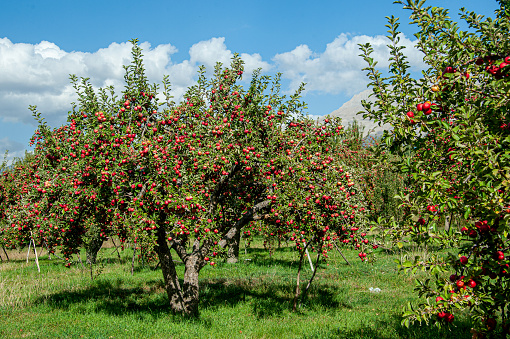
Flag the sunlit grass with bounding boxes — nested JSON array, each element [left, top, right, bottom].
[[0, 238, 473, 338]]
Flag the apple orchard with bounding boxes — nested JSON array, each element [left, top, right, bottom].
[[1, 0, 509, 336], [1, 41, 374, 316]]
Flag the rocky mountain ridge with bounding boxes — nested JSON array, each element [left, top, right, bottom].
[[321, 89, 391, 135]]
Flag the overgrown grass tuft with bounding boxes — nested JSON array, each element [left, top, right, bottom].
[[0, 239, 472, 338]]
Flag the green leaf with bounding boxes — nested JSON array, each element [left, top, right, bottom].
[[464, 207, 471, 219]]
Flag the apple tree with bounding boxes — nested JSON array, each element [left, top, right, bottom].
[[0, 155, 39, 252], [360, 0, 510, 336], [107, 41, 372, 316], [7, 40, 372, 316], [3, 78, 132, 266]]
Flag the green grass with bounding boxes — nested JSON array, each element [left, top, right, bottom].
[[0, 239, 473, 338]]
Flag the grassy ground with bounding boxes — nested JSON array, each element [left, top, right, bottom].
[[0, 238, 472, 339]]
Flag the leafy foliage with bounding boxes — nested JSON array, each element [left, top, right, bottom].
[[360, 0, 510, 336]]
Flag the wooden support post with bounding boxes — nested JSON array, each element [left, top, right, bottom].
[[301, 235, 314, 271], [2, 246, 9, 261], [32, 238, 40, 273], [334, 241, 351, 265], [26, 240, 32, 263], [131, 244, 137, 276], [305, 247, 314, 272], [110, 237, 122, 262]]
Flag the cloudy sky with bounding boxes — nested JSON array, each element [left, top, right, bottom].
[[0, 0, 499, 162]]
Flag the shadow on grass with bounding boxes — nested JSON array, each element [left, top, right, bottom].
[[34, 278, 172, 317], [303, 313, 474, 339], [200, 278, 352, 319], [34, 275, 353, 320], [30, 270, 475, 338], [242, 247, 298, 268]]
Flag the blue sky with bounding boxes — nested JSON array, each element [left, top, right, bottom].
[[0, 0, 499, 161]]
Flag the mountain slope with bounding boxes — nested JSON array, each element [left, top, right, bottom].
[[322, 89, 391, 135]]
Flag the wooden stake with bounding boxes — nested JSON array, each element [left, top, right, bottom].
[[302, 251, 322, 303], [305, 247, 314, 271], [334, 241, 351, 265], [31, 237, 40, 273], [110, 237, 122, 262], [301, 235, 314, 271], [26, 240, 32, 263], [2, 245, 9, 261], [131, 244, 137, 276]]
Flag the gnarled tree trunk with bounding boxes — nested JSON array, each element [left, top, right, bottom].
[[181, 256, 201, 316], [154, 200, 271, 316], [156, 225, 202, 316]]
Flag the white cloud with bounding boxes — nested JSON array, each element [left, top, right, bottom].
[[0, 37, 273, 129], [273, 33, 425, 95], [34, 41, 67, 59], [190, 37, 233, 69], [0, 33, 422, 134], [0, 137, 27, 165], [189, 37, 272, 77]]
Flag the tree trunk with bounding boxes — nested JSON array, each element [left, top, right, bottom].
[[181, 256, 201, 317], [444, 213, 452, 233], [155, 225, 202, 316], [85, 236, 103, 264], [292, 237, 314, 312], [226, 228, 241, 263], [292, 248, 306, 312]]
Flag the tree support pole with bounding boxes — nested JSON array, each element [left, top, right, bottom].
[[26, 240, 32, 263], [2, 246, 9, 261], [131, 244, 137, 276], [334, 241, 351, 265]]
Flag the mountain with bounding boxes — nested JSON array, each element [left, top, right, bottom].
[[321, 89, 391, 135]]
